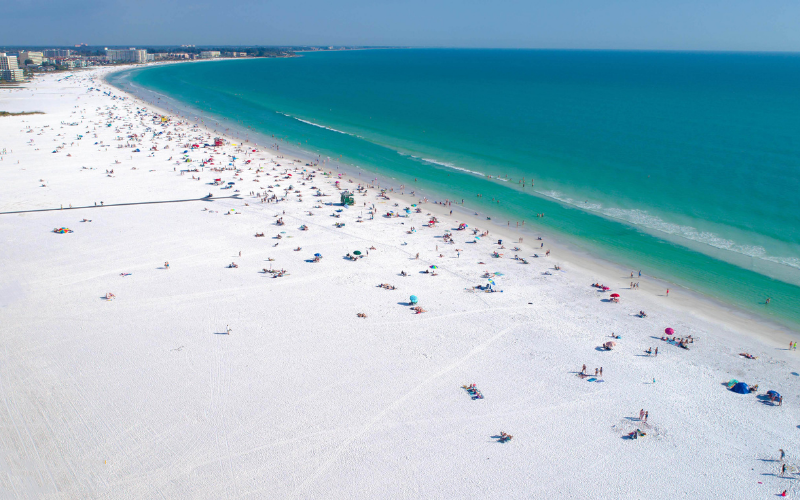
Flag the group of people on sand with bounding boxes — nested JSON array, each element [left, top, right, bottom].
[[413, 305, 427, 314], [660, 335, 693, 349], [378, 283, 396, 290], [356, 312, 367, 318], [498, 431, 513, 443], [579, 364, 603, 378]]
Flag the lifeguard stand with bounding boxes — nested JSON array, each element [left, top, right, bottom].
[[340, 191, 355, 206]]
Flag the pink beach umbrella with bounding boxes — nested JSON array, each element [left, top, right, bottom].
[[665, 327, 675, 335]]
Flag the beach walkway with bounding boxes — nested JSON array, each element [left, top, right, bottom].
[[0, 194, 242, 215]]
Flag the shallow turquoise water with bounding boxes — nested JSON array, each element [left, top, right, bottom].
[[109, 50, 800, 329]]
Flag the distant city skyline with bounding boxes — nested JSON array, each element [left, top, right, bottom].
[[3, 0, 800, 52]]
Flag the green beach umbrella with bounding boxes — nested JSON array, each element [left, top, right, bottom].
[[353, 251, 362, 255]]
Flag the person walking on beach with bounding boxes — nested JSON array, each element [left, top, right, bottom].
[[643, 411, 648, 423], [226, 325, 231, 335], [639, 409, 645, 421], [780, 449, 786, 462], [666, 289, 669, 297], [781, 463, 786, 476], [599, 367, 603, 377], [581, 364, 587, 375], [595, 368, 598, 377]]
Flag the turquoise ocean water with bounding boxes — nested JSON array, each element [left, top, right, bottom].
[[108, 50, 800, 329]]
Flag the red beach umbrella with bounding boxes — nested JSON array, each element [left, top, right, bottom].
[[610, 293, 620, 298], [665, 327, 675, 335]]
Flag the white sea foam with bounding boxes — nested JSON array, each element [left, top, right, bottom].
[[539, 190, 800, 271], [401, 153, 487, 177], [279, 113, 360, 137]]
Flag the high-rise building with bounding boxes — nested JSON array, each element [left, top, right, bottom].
[[0, 53, 25, 81], [18, 51, 44, 66], [105, 48, 148, 63], [44, 49, 72, 58]]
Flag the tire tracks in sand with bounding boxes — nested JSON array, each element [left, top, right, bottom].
[[290, 324, 516, 498]]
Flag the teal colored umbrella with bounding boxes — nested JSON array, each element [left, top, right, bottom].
[[353, 251, 362, 255], [410, 295, 418, 303]]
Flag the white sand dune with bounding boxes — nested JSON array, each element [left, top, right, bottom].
[[0, 68, 798, 499]]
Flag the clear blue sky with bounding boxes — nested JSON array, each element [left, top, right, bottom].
[[4, 0, 800, 51]]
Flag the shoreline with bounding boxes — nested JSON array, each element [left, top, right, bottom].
[[104, 64, 798, 343]]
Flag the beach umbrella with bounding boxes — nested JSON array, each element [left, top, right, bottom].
[[488, 279, 496, 286], [610, 293, 620, 298], [410, 295, 418, 304], [430, 265, 437, 269], [314, 253, 322, 257], [353, 251, 362, 255], [665, 327, 675, 335]]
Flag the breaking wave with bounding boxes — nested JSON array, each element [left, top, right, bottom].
[[538, 190, 800, 271]]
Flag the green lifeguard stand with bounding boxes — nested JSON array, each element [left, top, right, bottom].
[[340, 191, 355, 206]]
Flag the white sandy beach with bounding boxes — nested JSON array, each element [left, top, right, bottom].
[[1, 67, 799, 499]]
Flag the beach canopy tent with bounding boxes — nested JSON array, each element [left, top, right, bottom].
[[731, 382, 749, 394], [767, 390, 781, 399]]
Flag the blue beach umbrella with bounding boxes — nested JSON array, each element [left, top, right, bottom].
[[410, 295, 418, 304], [314, 253, 322, 257]]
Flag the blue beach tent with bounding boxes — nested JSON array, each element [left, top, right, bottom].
[[731, 382, 749, 394]]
